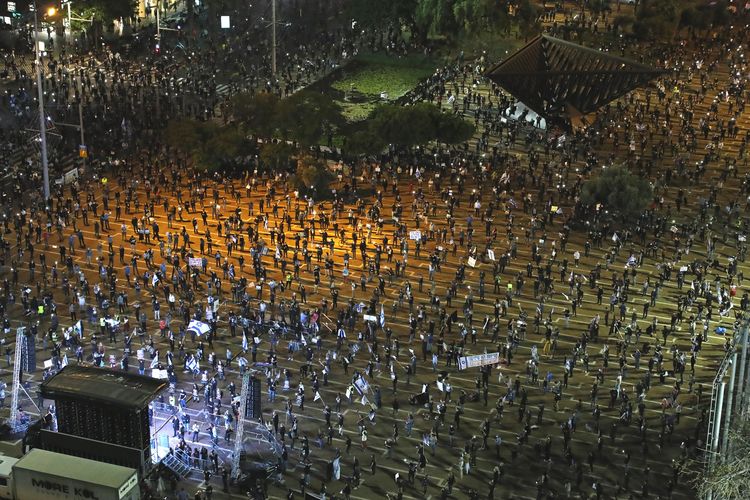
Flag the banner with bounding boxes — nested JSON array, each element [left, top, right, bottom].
[[458, 352, 500, 370]]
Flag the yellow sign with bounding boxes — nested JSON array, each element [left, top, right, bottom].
[[79, 145, 88, 158]]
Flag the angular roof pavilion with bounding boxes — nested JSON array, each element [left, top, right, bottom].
[[485, 34, 664, 125]]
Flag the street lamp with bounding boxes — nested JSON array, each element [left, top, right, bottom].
[[33, 0, 51, 200]]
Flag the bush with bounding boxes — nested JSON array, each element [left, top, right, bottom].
[[231, 92, 280, 138], [363, 102, 475, 149], [580, 165, 653, 222], [343, 129, 387, 157], [163, 119, 254, 172]]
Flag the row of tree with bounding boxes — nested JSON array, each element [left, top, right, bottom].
[[348, 0, 542, 42], [163, 90, 475, 197]]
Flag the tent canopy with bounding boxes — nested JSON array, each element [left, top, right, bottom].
[[486, 35, 664, 123]]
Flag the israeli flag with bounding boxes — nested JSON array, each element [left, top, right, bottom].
[[150, 353, 159, 369], [188, 320, 210, 337], [333, 457, 341, 480], [61, 354, 68, 367], [380, 303, 385, 328], [242, 332, 249, 351], [186, 355, 199, 373]]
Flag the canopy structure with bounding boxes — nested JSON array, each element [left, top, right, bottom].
[[485, 34, 664, 126]]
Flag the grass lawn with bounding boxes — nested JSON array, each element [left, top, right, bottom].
[[330, 53, 435, 99]]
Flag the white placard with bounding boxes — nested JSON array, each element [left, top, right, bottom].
[[458, 352, 500, 370], [409, 230, 422, 241], [487, 249, 495, 261], [189, 257, 202, 268], [467, 257, 477, 267], [44, 359, 54, 369], [220, 16, 230, 29], [363, 314, 377, 322]]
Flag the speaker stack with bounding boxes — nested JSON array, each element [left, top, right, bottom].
[[22, 332, 35, 372], [244, 376, 262, 419]]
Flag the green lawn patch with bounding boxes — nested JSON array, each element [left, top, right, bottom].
[[330, 53, 434, 100]]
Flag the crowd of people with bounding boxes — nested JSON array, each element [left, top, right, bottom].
[[1, 2, 749, 500]]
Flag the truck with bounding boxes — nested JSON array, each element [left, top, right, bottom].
[[10, 449, 140, 500], [0, 455, 18, 499]]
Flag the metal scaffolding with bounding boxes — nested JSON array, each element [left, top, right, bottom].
[[9, 327, 39, 433], [231, 370, 251, 480], [705, 316, 750, 499]]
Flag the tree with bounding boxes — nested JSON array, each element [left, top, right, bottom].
[[348, 0, 418, 29], [163, 119, 251, 171], [293, 156, 335, 199], [231, 92, 280, 138], [259, 142, 296, 171], [435, 113, 475, 145], [415, 0, 458, 39], [74, 0, 138, 23], [201, 123, 248, 166], [516, 0, 542, 40], [579, 165, 652, 221], [680, 420, 750, 499], [164, 119, 203, 151], [453, 0, 509, 33], [275, 91, 345, 147], [364, 102, 474, 149], [632, 0, 678, 39], [343, 129, 387, 157], [586, 0, 611, 16]]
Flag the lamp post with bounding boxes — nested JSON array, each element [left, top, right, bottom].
[[65, 1, 71, 39], [156, 0, 160, 44], [33, 0, 51, 200], [77, 75, 86, 171], [62, 1, 94, 48], [271, 0, 277, 76]]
